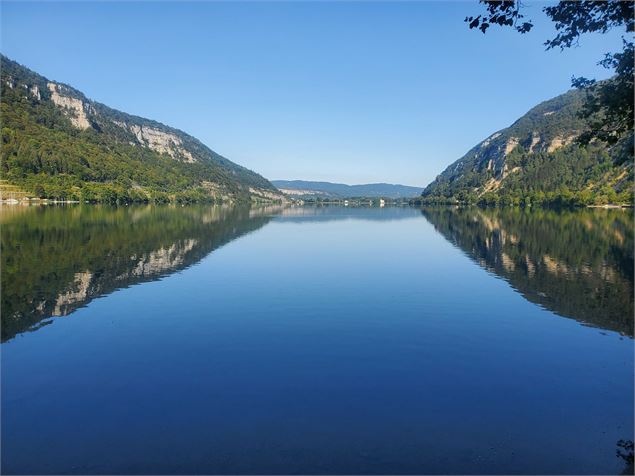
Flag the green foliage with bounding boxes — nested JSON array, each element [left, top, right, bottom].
[[0, 55, 279, 203], [421, 87, 634, 207], [466, 1, 634, 144]]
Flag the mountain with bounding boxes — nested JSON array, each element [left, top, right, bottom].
[[420, 87, 633, 206], [272, 180, 422, 199], [0, 55, 284, 203]]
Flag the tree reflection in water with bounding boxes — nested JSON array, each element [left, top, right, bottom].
[[0, 204, 281, 342], [421, 206, 634, 336]]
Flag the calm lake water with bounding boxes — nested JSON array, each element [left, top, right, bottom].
[[1, 204, 633, 475]]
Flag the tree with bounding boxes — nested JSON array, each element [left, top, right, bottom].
[[465, 1, 634, 145]]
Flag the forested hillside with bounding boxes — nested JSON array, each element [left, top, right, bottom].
[[419, 87, 633, 207], [0, 55, 283, 203], [272, 180, 422, 199]]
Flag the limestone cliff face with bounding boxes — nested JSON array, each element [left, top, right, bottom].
[[120, 123, 196, 163], [43, 81, 199, 163], [420, 88, 628, 199], [47, 83, 92, 129], [1, 54, 284, 201]]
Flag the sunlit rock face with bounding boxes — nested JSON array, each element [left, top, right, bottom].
[[547, 134, 576, 153], [47, 83, 92, 129], [420, 87, 632, 201], [29, 84, 41, 100], [529, 133, 541, 152], [421, 207, 634, 336], [504, 137, 519, 156], [45, 87, 198, 164], [45, 83, 194, 163], [249, 187, 291, 202], [1, 55, 285, 202], [117, 123, 196, 163]]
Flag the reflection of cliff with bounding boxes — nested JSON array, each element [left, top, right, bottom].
[[421, 207, 634, 337], [1, 205, 275, 342]]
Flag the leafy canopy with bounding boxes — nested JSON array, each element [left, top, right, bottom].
[[465, 0, 634, 145]]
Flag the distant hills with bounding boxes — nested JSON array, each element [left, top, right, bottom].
[[273, 180, 422, 199], [419, 87, 633, 206], [0, 55, 284, 203]]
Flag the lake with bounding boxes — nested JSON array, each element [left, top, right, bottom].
[[1, 204, 633, 474]]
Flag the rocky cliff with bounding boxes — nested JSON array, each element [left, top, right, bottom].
[[1, 55, 284, 203], [421, 88, 633, 205]]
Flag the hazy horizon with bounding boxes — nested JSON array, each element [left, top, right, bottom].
[[272, 179, 424, 188]]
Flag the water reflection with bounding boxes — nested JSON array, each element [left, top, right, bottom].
[[273, 204, 421, 222], [0, 204, 278, 342], [3, 204, 633, 342], [0, 204, 415, 342], [1, 204, 632, 474], [421, 206, 634, 336]]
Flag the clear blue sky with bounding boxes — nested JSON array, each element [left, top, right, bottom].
[[1, 1, 623, 187]]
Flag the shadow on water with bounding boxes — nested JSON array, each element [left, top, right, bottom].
[[617, 440, 634, 475], [420, 206, 634, 337], [0, 204, 282, 342]]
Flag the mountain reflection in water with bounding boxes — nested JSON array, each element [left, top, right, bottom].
[[0, 204, 281, 342], [421, 206, 634, 336], [2, 204, 633, 343], [1, 204, 633, 475]]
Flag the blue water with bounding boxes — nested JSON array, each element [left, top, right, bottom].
[[1, 205, 633, 474]]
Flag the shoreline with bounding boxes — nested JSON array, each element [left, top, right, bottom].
[[2, 199, 633, 210]]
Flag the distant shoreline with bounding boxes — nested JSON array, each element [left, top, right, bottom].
[[2, 198, 632, 210]]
